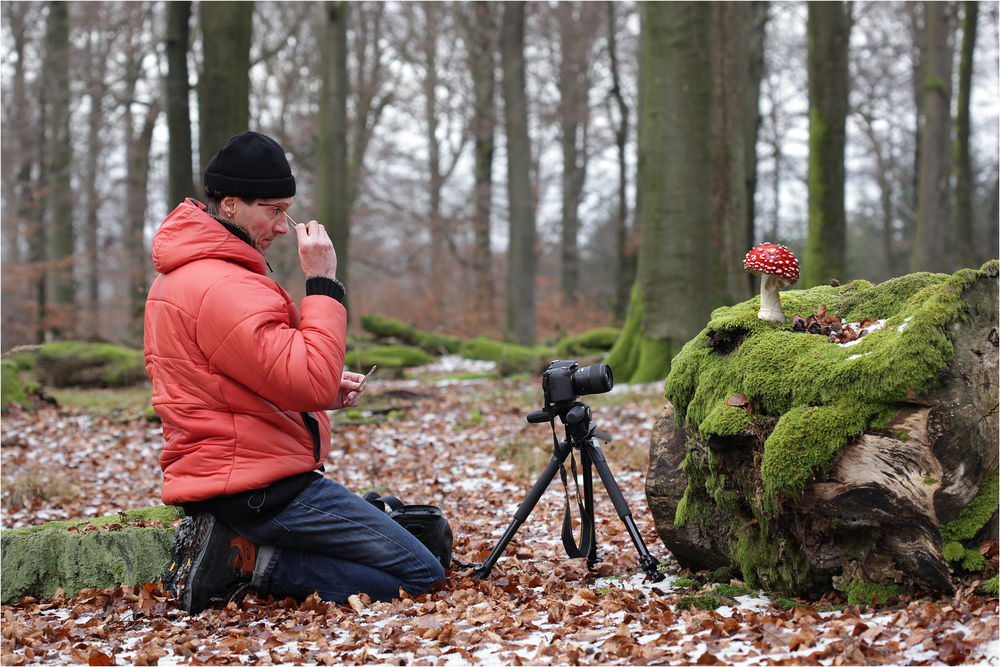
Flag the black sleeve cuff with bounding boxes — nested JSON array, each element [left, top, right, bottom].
[[306, 276, 346, 303]]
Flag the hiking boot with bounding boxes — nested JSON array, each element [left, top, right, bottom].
[[161, 513, 257, 614]]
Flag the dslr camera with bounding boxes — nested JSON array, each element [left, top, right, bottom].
[[541, 360, 614, 404]]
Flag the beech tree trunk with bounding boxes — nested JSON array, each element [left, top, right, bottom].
[[198, 2, 253, 169], [646, 265, 999, 598], [913, 0, 954, 273], [461, 1, 498, 317], [802, 1, 851, 288], [318, 1, 350, 297], [43, 0, 75, 340], [502, 1, 537, 346], [165, 1, 193, 206]]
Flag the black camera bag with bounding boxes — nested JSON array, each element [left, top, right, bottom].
[[363, 492, 453, 569]]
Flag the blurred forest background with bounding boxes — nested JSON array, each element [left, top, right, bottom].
[[2, 1, 998, 360]]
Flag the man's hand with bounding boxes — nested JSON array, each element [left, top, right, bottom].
[[296, 220, 338, 279], [334, 371, 367, 409]]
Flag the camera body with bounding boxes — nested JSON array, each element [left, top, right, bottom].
[[541, 360, 614, 404]]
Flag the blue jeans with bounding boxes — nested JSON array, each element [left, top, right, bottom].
[[231, 477, 445, 603]]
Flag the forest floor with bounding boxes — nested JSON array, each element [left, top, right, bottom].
[[1, 359, 998, 665]]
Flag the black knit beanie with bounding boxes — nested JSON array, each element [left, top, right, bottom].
[[203, 131, 296, 199]]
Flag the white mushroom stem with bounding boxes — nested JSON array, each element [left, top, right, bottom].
[[758, 273, 788, 324]]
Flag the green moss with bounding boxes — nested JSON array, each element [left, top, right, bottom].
[[836, 576, 900, 606], [707, 565, 738, 584], [761, 403, 875, 511], [556, 327, 620, 358], [14, 505, 183, 534], [943, 540, 967, 562], [734, 525, 831, 597], [1, 525, 176, 604], [961, 550, 986, 572], [699, 402, 757, 438], [983, 575, 999, 597], [773, 597, 800, 610], [713, 583, 755, 597], [35, 341, 146, 388], [936, 471, 998, 573], [674, 448, 710, 527], [1, 359, 33, 409], [359, 313, 462, 354], [344, 345, 435, 371], [673, 577, 699, 590], [941, 471, 999, 542], [924, 75, 947, 91], [676, 594, 722, 611], [665, 262, 997, 516], [456, 337, 554, 376], [605, 284, 644, 382]]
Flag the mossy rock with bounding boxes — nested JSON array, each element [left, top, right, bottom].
[[34, 341, 147, 388], [457, 337, 555, 376], [1, 506, 182, 604], [360, 314, 463, 354]]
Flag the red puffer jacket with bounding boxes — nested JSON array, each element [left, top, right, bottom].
[[145, 199, 347, 505]]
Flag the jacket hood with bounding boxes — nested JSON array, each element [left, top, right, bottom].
[[152, 199, 267, 276]]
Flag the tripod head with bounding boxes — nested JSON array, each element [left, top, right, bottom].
[[526, 401, 611, 445]]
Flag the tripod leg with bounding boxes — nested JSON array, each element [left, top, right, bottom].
[[580, 449, 600, 569], [585, 441, 665, 581], [472, 440, 571, 580]]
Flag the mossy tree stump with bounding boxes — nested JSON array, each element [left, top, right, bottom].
[[646, 262, 999, 599], [1, 506, 180, 604]]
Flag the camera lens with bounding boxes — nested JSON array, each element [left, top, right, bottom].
[[571, 363, 613, 396]]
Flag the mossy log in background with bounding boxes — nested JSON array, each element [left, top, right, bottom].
[[34, 341, 147, 388], [646, 262, 999, 599], [359, 314, 463, 355], [1, 506, 179, 604]]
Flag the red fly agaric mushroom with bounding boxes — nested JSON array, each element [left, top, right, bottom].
[[744, 243, 800, 324]]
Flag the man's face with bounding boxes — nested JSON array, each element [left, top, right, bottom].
[[223, 196, 294, 256]]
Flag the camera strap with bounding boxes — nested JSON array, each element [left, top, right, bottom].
[[550, 421, 594, 561]]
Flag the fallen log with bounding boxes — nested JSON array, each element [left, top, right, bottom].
[[646, 262, 999, 600]]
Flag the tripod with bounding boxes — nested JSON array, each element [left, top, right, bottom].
[[472, 400, 665, 582]]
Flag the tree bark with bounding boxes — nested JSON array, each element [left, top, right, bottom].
[[711, 2, 753, 308], [198, 1, 254, 171], [606, 2, 712, 384], [125, 107, 158, 346], [803, 1, 851, 288], [647, 265, 1000, 598], [913, 0, 954, 273], [501, 1, 536, 346], [165, 1, 194, 207], [461, 1, 498, 318], [954, 1, 978, 271], [607, 1, 633, 326], [744, 1, 768, 270], [318, 2, 351, 298], [43, 0, 75, 340], [556, 2, 594, 305], [79, 9, 110, 342]]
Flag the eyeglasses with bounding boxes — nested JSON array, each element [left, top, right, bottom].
[[257, 203, 299, 228]]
